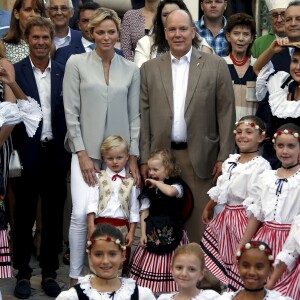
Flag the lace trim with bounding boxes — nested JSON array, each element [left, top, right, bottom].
[[78, 275, 136, 299]]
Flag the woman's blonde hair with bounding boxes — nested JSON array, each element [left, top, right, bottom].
[[148, 149, 181, 177], [88, 7, 121, 35], [100, 135, 129, 158], [172, 243, 205, 271]]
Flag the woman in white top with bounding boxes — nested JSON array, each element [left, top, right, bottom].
[[63, 8, 140, 287], [134, 0, 212, 68]]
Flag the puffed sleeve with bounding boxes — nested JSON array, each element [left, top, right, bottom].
[[56, 288, 78, 300], [134, 35, 152, 68], [243, 158, 271, 209], [275, 215, 300, 271], [138, 286, 156, 300], [127, 64, 140, 156], [208, 155, 235, 204], [63, 55, 85, 153], [121, 10, 134, 61], [256, 62, 275, 101], [267, 71, 300, 118]]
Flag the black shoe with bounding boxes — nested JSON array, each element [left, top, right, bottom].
[[41, 278, 61, 297], [14, 279, 31, 299]]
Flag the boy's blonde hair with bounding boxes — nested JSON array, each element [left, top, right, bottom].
[[148, 149, 181, 177], [100, 135, 129, 158], [172, 243, 205, 271]]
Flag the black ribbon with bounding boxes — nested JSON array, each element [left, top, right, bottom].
[[228, 162, 237, 180], [275, 178, 288, 196], [109, 291, 116, 299]]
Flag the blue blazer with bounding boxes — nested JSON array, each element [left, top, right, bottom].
[[13, 57, 71, 174], [0, 9, 11, 39], [54, 39, 124, 65], [70, 28, 82, 45]]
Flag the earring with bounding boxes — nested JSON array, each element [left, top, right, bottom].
[[15, 15, 19, 19]]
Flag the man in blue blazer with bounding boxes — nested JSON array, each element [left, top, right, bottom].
[[12, 17, 71, 299], [54, 2, 123, 65], [0, 9, 11, 39], [46, 0, 82, 49]]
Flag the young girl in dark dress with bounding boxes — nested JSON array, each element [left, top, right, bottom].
[[129, 149, 189, 293]]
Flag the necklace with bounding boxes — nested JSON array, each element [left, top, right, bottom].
[[239, 149, 258, 154], [230, 53, 249, 66], [244, 287, 265, 292], [281, 163, 299, 170]]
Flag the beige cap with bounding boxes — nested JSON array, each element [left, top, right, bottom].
[[265, 0, 290, 11]]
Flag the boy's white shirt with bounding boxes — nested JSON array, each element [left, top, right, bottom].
[[86, 167, 140, 223]]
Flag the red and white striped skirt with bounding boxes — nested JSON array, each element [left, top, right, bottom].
[[129, 230, 189, 293], [254, 221, 299, 300], [0, 229, 13, 278], [200, 204, 248, 291]]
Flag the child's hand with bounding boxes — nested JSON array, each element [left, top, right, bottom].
[[201, 206, 213, 224], [145, 178, 158, 188], [264, 280, 275, 290], [87, 224, 95, 241], [139, 234, 147, 247], [125, 231, 135, 247]]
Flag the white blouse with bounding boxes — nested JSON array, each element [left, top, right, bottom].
[[56, 275, 156, 300], [208, 154, 271, 205], [158, 290, 220, 300], [275, 214, 300, 271], [244, 170, 300, 223], [256, 63, 300, 118], [217, 289, 293, 299]]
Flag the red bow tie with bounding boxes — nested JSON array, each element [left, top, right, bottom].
[[111, 174, 125, 183]]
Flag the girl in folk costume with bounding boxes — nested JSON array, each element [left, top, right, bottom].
[[218, 241, 293, 300], [201, 115, 271, 291], [238, 123, 300, 300], [86, 136, 140, 275], [157, 243, 220, 300], [129, 149, 189, 293], [266, 215, 300, 298], [57, 223, 156, 300]]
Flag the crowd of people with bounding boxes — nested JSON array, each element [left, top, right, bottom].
[[0, 0, 299, 299]]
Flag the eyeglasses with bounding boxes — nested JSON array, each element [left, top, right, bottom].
[[47, 6, 70, 12], [271, 12, 285, 20]]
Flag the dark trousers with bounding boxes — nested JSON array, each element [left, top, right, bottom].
[[13, 141, 67, 280]]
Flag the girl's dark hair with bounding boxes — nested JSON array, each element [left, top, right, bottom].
[[239, 115, 266, 134], [3, 0, 45, 44], [152, 1, 200, 54], [225, 13, 256, 56], [90, 223, 124, 245]]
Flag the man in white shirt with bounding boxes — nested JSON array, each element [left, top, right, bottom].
[[46, 0, 82, 49], [12, 16, 70, 299], [140, 9, 235, 243]]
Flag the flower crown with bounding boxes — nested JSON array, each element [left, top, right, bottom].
[[272, 129, 300, 143], [233, 121, 266, 135], [86, 235, 126, 253], [236, 241, 274, 263]]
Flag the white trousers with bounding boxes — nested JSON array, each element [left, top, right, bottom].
[[69, 154, 101, 278]]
